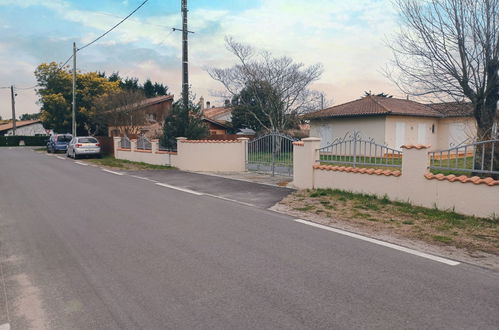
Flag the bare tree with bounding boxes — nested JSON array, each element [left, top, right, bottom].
[[92, 90, 148, 137], [207, 37, 324, 132], [387, 0, 498, 142]]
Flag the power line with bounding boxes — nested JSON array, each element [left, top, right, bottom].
[[78, 0, 150, 52], [5, 0, 150, 91], [92, 11, 173, 29], [11, 54, 74, 91]]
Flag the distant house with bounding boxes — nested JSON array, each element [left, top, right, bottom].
[[305, 95, 495, 150], [0, 120, 47, 136], [108, 95, 174, 137], [199, 97, 234, 136]]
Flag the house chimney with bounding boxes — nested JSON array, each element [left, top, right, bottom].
[[206, 101, 211, 109], [199, 96, 205, 110]]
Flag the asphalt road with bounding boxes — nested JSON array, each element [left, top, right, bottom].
[[0, 148, 498, 329]]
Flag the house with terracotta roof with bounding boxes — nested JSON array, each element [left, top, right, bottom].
[[108, 95, 174, 137], [199, 97, 234, 135], [0, 120, 47, 136], [305, 95, 493, 150]]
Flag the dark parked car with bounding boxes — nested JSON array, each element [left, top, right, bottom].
[[47, 134, 73, 153]]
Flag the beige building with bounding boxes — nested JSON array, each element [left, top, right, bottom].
[[306, 95, 483, 150]]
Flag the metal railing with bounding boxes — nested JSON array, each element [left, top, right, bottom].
[[429, 139, 499, 176], [317, 131, 403, 169], [247, 131, 296, 176], [120, 136, 131, 149], [136, 135, 152, 150]]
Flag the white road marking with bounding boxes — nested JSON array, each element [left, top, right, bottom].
[[101, 169, 124, 176], [56, 156, 65, 160], [131, 175, 151, 180], [294, 219, 460, 266], [155, 183, 203, 196], [204, 193, 255, 207], [74, 161, 88, 166], [0, 323, 10, 330]]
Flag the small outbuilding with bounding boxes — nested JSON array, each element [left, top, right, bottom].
[[0, 120, 47, 136]]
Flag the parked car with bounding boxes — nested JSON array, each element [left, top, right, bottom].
[[67, 136, 101, 159], [47, 134, 73, 153]]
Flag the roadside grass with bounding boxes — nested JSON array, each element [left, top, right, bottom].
[[84, 156, 174, 170], [33, 147, 47, 152], [283, 188, 499, 254]]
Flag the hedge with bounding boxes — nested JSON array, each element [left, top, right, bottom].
[[0, 136, 49, 146]]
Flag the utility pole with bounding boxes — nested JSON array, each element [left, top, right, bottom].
[[10, 85, 16, 136], [72, 42, 77, 136], [173, 0, 193, 110], [181, 0, 188, 110]]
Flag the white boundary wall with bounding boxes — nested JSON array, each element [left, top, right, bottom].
[[113, 137, 248, 172], [292, 137, 499, 218]]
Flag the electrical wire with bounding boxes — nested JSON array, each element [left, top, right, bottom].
[[92, 11, 174, 29], [6, 0, 151, 90], [78, 0, 150, 51], [12, 54, 74, 91]]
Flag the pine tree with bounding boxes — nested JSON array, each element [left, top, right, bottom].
[[161, 98, 208, 149]]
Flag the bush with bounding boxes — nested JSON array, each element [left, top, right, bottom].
[[0, 136, 49, 146]]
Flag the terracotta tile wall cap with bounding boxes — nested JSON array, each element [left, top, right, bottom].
[[292, 141, 305, 146], [401, 144, 431, 149], [425, 173, 499, 186], [180, 140, 240, 143], [135, 149, 152, 153], [117, 148, 131, 151], [314, 165, 402, 176]]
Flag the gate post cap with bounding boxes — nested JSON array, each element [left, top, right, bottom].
[[176, 137, 187, 141], [237, 137, 249, 141], [302, 137, 321, 142]]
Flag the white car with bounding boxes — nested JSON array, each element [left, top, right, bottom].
[[67, 136, 101, 159]]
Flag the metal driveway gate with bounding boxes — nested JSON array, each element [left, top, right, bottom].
[[247, 131, 297, 176]]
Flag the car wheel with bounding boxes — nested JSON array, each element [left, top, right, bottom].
[[73, 151, 78, 159]]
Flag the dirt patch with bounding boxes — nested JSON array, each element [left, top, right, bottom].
[[273, 189, 499, 270]]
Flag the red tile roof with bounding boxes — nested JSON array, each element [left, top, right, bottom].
[[135, 95, 173, 108], [0, 120, 41, 132], [203, 106, 232, 120], [305, 96, 470, 120]]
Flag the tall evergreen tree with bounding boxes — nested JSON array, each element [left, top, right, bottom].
[[161, 98, 208, 149]]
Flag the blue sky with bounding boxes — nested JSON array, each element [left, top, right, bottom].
[[0, 0, 401, 119]]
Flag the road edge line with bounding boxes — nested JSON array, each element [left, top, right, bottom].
[[155, 183, 203, 196], [294, 219, 460, 266]]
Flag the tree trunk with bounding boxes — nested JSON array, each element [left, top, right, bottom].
[[473, 100, 498, 179]]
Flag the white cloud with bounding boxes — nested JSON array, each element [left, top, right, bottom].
[[0, 0, 404, 117]]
